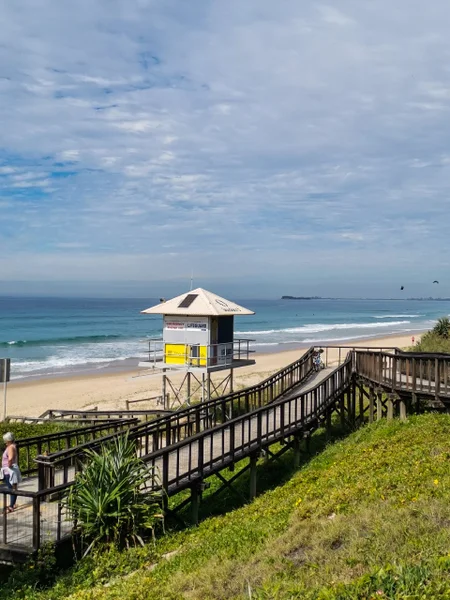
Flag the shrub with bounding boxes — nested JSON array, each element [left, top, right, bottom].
[[432, 317, 450, 339], [5, 543, 57, 593], [66, 433, 163, 555]]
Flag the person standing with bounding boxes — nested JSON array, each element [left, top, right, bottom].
[[2, 432, 21, 512]]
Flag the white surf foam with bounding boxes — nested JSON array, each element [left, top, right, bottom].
[[237, 320, 412, 336], [372, 314, 421, 319]]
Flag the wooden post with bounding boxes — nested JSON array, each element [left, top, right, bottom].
[[369, 387, 375, 423], [201, 372, 206, 403], [207, 373, 211, 402], [162, 373, 167, 410], [32, 496, 41, 551], [304, 432, 311, 454], [339, 391, 346, 429], [38, 462, 46, 492], [350, 379, 356, 425], [376, 389, 383, 421], [387, 395, 394, 421], [435, 359, 441, 398], [293, 435, 301, 469], [230, 368, 234, 393], [325, 409, 332, 440], [249, 454, 258, 500], [358, 381, 364, 424], [187, 371, 191, 406], [191, 483, 200, 526], [399, 397, 407, 421]]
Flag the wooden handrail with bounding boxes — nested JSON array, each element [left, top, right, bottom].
[[16, 419, 138, 476]]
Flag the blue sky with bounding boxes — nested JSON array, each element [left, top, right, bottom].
[[1, 0, 450, 298]]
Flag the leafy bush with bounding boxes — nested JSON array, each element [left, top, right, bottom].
[[432, 316, 450, 339], [410, 331, 450, 354], [404, 317, 450, 353], [66, 433, 163, 555], [0, 422, 71, 440], [4, 543, 57, 595]]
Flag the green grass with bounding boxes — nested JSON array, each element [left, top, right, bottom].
[[8, 413, 450, 599]]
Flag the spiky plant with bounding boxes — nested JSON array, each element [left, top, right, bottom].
[[66, 433, 163, 555], [432, 317, 450, 339]]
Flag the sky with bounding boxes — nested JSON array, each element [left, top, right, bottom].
[[1, 0, 450, 299]]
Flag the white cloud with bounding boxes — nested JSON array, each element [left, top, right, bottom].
[[1, 0, 450, 295], [317, 6, 355, 26]]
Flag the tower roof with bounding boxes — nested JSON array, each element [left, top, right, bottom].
[[141, 288, 254, 316]]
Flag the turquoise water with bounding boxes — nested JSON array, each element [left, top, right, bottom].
[[0, 296, 449, 380]]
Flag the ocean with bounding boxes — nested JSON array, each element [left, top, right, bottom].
[[0, 296, 449, 381]]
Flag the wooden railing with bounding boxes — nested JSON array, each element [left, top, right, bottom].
[[320, 345, 401, 368], [0, 484, 72, 556], [17, 419, 138, 477], [144, 357, 352, 495], [354, 350, 450, 397], [37, 408, 171, 421], [34, 348, 317, 489]]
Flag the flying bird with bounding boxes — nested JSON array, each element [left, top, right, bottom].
[[400, 286, 404, 291], [433, 280, 439, 284]]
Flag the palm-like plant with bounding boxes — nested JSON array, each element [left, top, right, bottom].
[[432, 317, 450, 339], [66, 433, 163, 555]]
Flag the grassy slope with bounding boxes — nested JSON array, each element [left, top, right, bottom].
[[11, 413, 450, 600]]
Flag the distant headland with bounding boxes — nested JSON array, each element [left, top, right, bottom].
[[281, 295, 322, 300]]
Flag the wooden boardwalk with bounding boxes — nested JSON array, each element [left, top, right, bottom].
[[2, 347, 450, 561], [0, 367, 333, 556], [151, 367, 337, 495]]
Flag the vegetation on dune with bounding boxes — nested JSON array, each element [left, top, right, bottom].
[[410, 316, 450, 353], [431, 317, 450, 339], [6, 414, 450, 599]]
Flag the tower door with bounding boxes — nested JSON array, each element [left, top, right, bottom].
[[210, 318, 218, 365]]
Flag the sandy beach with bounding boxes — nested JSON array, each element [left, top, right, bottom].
[[5, 333, 420, 418]]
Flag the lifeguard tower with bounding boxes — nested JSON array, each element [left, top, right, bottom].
[[140, 288, 255, 410]]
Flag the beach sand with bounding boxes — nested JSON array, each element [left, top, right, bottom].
[[5, 333, 420, 418]]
